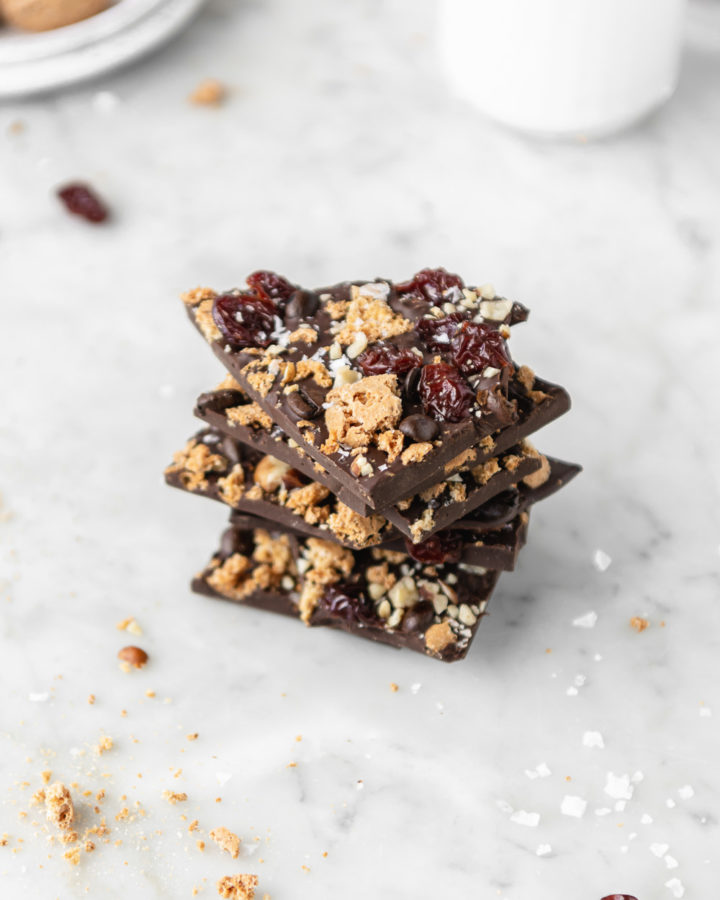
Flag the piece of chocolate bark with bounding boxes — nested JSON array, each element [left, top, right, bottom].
[[191, 525, 503, 662], [181, 268, 571, 512], [164, 427, 543, 547], [228, 509, 531, 572], [194, 371, 571, 517]]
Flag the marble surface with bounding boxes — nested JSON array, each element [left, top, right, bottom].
[[1, 1, 719, 897]]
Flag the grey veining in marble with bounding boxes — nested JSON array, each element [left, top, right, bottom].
[[1, 1, 719, 897]]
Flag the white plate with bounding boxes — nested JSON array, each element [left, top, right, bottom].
[[0, 0, 205, 98]]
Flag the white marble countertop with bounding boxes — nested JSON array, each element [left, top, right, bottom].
[[1, 1, 719, 898]]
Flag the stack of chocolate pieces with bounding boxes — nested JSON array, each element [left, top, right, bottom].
[[165, 268, 580, 662]]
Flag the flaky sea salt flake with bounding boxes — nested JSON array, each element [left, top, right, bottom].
[[582, 731, 605, 749], [572, 611, 598, 628], [510, 810, 540, 827], [665, 877, 685, 898], [604, 772, 634, 800], [561, 795, 587, 818], [593, 549, 612, 571]]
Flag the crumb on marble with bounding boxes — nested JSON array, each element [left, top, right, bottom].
[[630, 616, 649, 632], [45, 783, 74, 831], [217, 873, 258, 899], [210, 826, 241, 859], [189, 78, 227, 106]]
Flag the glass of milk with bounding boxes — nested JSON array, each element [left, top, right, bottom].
[[439, 0, 687, 138]]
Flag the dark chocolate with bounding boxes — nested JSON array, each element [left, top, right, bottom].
[[193, 375, 570, 517], [191, 523, 503, 662], [181, 270, 570, 512], [164, 427, 543, 547]]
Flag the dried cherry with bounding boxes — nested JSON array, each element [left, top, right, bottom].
[[356, 341, 420, 376], [320, 583, 379, 625], [212, 292, 277, 348], [405, 532, 463, 564], [451, 321, 510, 375], [246, 270, 296, 307], [419, 363, 474, 422], [396, 267, 464, 302]]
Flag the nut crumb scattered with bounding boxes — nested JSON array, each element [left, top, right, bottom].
[[96, 735, 113, 754], [189, 78, 226, 106], [88, 694, 95, 705], [163, 791, 188, 804], [217, 874, 258, 900], [210, 826, 241, 859], [117, 646, 148, 668], [197, 839, 206, 852], [630, 617, 649, 632], [187, 733, 199, 741], [389, 682, 399, 693]]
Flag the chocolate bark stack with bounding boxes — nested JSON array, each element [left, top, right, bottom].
[[166, 269, 579, 662]]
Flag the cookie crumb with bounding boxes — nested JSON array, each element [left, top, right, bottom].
[[163, 791, 188, 804], [189, 79, 226, 107], [187, 733, 199, 741], [64, 846, 81, 866], [630, 617, 649, 632], [210, 827, 241, 859], [217, 874, 258, 899], [45, 783, 74, 831], [389, 682, 399, 693], [88, 694, 95, 705]]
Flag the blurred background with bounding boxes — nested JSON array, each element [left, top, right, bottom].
[[1, 1, 719, 898]]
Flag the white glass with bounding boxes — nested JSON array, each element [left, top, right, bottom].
[[439, 0, 687, 138]]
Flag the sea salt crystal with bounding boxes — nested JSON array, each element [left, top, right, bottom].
[[582, 731, 605, 749], [593, 549, 612, 571], [604, 772, 634, 800], [572, 611, 597, 628], [536, 844, 552, 857], [666, 798, 676, 809], [641, 814, 653, 824], [525, 762, 552, 780], [651, 843, 669, 858], [216, 772, 232, 786], [614, 801, 627, 812], [496, 799, 514, 814], [410, 683, 422, 694], [510, 810, 540, 827], [595, 807, 612, 816], [29, 692, 49, 702], [665, 856, 679, 869], [677, 785, 694, 799], [665, 877, 685, 898], [561, 795, 587, 818]]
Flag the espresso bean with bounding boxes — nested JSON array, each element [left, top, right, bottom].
[[286, 390, 320, 420], [285, 289, 319, 320], [401, 601, 435, 634], [399, 413, 439, 442]]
